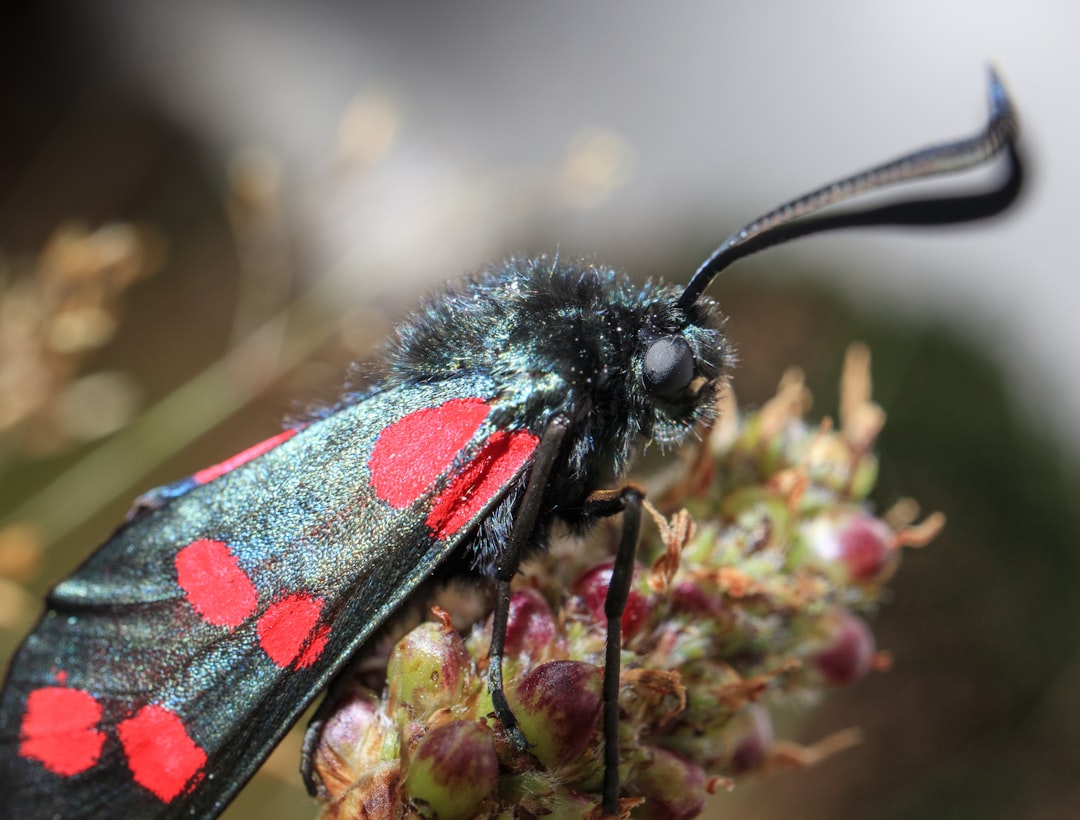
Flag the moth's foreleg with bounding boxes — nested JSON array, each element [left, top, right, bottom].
[[580, 485, 644, 816]]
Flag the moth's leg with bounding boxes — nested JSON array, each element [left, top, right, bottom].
[[300, 707, 327, 797], [300, 669, 358, 797], [488, 414, 570, 751], [579, 485, 644, 816]]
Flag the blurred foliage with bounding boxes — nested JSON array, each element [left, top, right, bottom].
[[0, 222, 161, 456]]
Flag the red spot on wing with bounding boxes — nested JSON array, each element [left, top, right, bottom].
[[191, 429, 298, 485], [117, 705, 206, 803], [19, 686, 105, 776], [175, 540, 258, 628], [257, 593, 328, 668], [427, 429, 539, 539], [296, 623, 332, 669], [369, 398, 490, 508]]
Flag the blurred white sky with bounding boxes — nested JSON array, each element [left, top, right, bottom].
[[94, 0, 1077, 453]]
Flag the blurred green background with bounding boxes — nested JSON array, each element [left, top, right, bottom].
[[1, 3, 1077, 818]]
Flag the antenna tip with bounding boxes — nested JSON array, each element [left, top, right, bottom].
[[986, 66, 1014, 119]]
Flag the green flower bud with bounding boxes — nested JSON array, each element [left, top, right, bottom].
[[404, 720, 498, 820], [386, 621, 474, 719], [508, 660, 602, 768]]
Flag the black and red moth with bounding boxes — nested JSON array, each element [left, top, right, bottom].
[[0, 71, 1021, 818]]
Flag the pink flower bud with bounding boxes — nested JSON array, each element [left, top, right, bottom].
[[670, 580, 722, 617], [804, 510, 896, 582], [503, 589, 558, 658], [309, 685, 386, 800], [812, 608, 875, 686], [730, 705, 774, 773], [572, 559, 652, 640]]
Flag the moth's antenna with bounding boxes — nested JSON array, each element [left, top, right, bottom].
[[679, 68, 1022, 310]]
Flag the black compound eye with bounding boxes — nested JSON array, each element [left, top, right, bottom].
[[642, 335, 695, 400]]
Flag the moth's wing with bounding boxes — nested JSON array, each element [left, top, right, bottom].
[[0, 376, 539, 819]]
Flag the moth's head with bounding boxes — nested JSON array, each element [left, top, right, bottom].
[[623, 288, 728, 448]]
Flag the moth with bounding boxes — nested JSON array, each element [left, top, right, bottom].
[[0, 70, 1021, 818]]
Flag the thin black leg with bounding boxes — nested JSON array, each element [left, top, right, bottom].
[[487, 414, 569, 751], [299, 711, 325, 797], [581, 486, 644, 816]]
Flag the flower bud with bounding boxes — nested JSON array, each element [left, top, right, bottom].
[[572, 560, 652, 640], [310, 686, 386, 799], [635, 745, 707, 820], [812, 608, 876, 686], [503, 589, 558, 659], [404, 720, 498, 820], [803, 509, 896, 582], [386, 621, 473, 718], [508, 660, 602, 768], [719, 487, 793, 549], [670, 579, 722, 617], [730, 704, 774, 774]]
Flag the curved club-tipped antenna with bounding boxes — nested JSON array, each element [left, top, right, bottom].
[[679, 68, 1023, 310]]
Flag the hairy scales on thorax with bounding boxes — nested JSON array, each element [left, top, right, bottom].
[[387, 256, 730, 489]]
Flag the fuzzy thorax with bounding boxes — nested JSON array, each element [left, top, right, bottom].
[[386, 256, 729, 484]]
